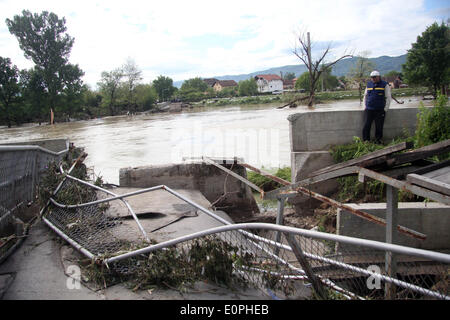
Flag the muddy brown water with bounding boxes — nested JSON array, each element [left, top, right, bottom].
[[0, 98, 428, 184]]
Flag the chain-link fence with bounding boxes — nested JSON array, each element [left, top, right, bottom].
[[43, 172, 450, 300], [0, 142, 68, 263]]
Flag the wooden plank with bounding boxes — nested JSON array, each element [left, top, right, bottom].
[[388, 139, 450, 167], [202, 157, 264, 194], [423, 166, 450, 180], [309, 141, 413, 177], [433, 171, 450, 185], [406, 159, 450, 176], [406, 174, 450, 196], [285, 234, 327, 299], [360, 167, 450, 205], [264, 166, 360, 200], [380, 165, 423, 179]]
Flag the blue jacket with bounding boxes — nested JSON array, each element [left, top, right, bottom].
[[365, 80, 388, 110]]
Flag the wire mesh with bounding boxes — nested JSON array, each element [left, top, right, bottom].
[[0, 145, 68, 263], [41, 174, 450, 300], [0, 149, 36, 261], [45, 178, 147, 257], [96, 226, 448, 300]]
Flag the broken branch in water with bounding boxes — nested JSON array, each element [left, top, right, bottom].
[[277, 95, 309, 109]]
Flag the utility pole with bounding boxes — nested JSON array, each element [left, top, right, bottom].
[[306, 32, 314, 106]]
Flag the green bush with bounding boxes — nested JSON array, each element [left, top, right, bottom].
[[414, 94, 450, 151], [330, 137, 390, 201], [247, 167, 291, 192]]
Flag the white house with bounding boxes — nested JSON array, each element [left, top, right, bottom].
[[254, 74, 284, 93]]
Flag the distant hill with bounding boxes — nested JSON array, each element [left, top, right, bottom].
[[173, 54, 407, 88]]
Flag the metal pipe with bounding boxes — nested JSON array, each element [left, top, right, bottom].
[[359, 167, 450, 205], [50, 185, 166, 209], [242, 163, 425, 240], [0, 144, 68, 156], [161, 186, 300, 273], [105, 223, 450, 264], [104, 222, 449, 299], [0, 202, 24, 224], [64, 175, 150, 243], [294, 185, 426, 240], [43, 216, 96, 260], [202, 157, 264, 195], [385, 185, 398, 299], [239, 162, 291, 187]]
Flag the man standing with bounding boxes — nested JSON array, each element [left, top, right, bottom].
[[362, 71, 392, 143]]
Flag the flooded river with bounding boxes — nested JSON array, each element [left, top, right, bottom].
[[0, 98, 427, 184]]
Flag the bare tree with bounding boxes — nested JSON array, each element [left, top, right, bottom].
[[122, 58, 143, 112], [293, 31, 352, 107]]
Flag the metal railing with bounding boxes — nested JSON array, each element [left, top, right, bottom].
[[43, 171, 450, 300], [0, 141, 69, 262]]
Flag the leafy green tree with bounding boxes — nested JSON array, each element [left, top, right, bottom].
[[177, 88, 204, 102], [0, 57, 21, 127], [338, 76, 349, 89], [178, 77, 208, 102], [98, 68, 123, 115], [153, 75, 176, 102], [294, 72, 312, 91], [19, 67, 47, 124], [384, 70, 403, 79], [181, 77, 208, 92], [217, 86, 237, 98], [415, 93, 450, 149], [238, 78, 258, 96], [403, 22, 449, 96], [283, 72, 296, 81], [319, 66, 339, 91], [59, 64, 85, 118], [135, 84, 157, 111], [83, 86, 102, 108], [6, 10, 84, 115]]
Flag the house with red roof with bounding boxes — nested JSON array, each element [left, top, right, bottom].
[[254, 74, 283, 93]]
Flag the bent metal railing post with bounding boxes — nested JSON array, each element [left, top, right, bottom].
[[45, 176, 362, 298], [285, 233, 327, 299], [102, 222, 450, 300], [0, 141, 70, 263], [44, 172, 450, 300], [385, 184, 399, 299]]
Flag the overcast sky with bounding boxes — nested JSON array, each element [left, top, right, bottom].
[[0, 0, 448, 89]]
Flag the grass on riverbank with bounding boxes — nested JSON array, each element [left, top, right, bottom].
[[195, 87, 430, 107]]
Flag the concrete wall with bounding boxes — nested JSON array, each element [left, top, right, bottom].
[[288, 107, 421, 152], [119, 162, 260, 219], [289, 151, 338, 210], [337, 202, 450, 251], [287, 107, 423, 210]]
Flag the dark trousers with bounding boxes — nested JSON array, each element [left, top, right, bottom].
[[362, 109, 385, 142]]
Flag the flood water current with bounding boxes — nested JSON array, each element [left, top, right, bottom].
[[0, 98, 427, 184]]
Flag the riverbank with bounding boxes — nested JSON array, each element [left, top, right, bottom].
[[194, 87, 431, 107], [0, 87, 431, 129], [0, 97, 433, 185]]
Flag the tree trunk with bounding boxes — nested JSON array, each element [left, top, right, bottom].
[[109, 103, 115, 116], [308, 91, 315, 107]]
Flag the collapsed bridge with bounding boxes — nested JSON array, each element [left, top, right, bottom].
[[1, 139, 448, 300]]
